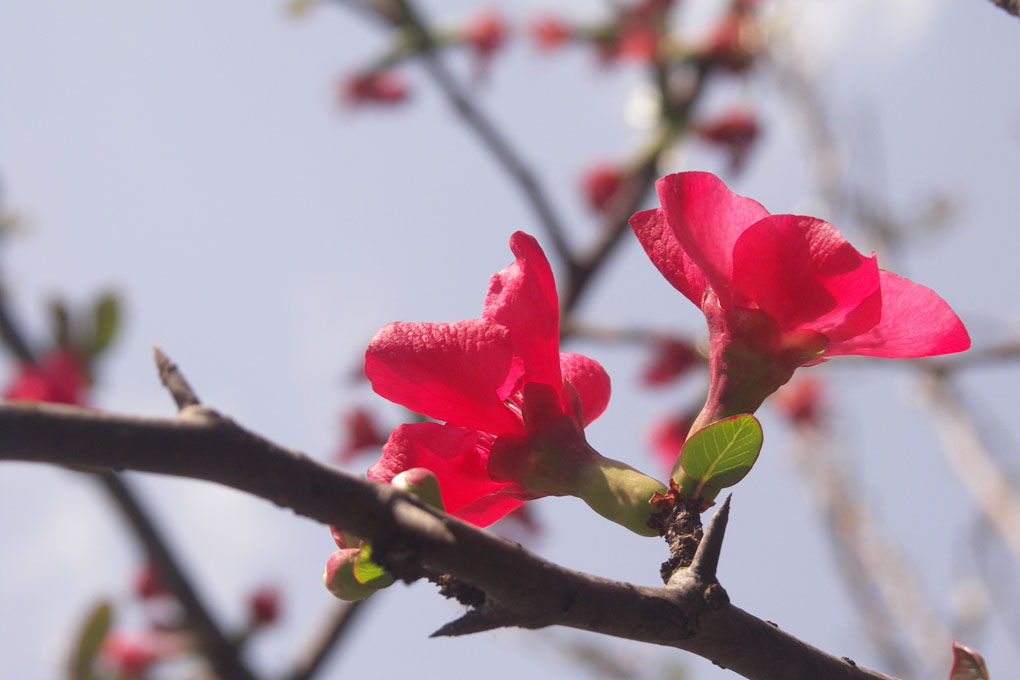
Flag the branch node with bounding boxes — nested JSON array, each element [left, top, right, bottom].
[[690, 494, 732, 582], [152, 344, 201, 409]]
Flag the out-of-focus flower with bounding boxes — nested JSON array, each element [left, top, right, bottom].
[[98, 631, 179, 679], [335, 407, 388, 462], [695, 108, 761, 174], [772, 376, 825, 427], [463, 9, 508, 61], [631, 171, 970, 433], [4, 349, 89, 405], [598, 0, 674, 64], [702, 1, 763, 73], [247, 586, 281, 626], [133, 563, 167, 600], [646, 411, 693, 473], [581, 163, 625, 214], [530, 15, 572, 51], [340, 70, 409, 107], [641, 337, 700, 387]]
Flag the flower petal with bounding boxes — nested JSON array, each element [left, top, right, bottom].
[[731, 214, 883, 343], [629, 207, 707, 307], [483, 232, 562, 389], [655, 171, 770, 305], [826, 270, 971, 358], [559, 352, 611, 426], [365, 319, 524, 434], [368, 423, 523, 527]]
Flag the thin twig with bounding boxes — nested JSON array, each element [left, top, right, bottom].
[[987, 0, 1020, 19], [335, 0, 576, 269], [0, 284, 36, 363], [924, 375, 1020, 562], [286, 601, 367, 680], [789, 423, 952, 677], [1, 401, 901, 680], [96, 472, 259, 680]]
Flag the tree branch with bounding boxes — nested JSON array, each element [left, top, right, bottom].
[[0, 401, 900, 680], [987, 0, 1020, 19]]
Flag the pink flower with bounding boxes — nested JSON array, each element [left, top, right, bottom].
[[530, 15, 571, 51], [365, 232, 611, 527], [247, 586, 281, 626], [334, 407, 388, 462], [631, 172, 970, 431], [463, 9, 508, 60], [4, 349, 89, 405], [581, 163, 624, 213], [695, 108, 760, 174], [340, 70, 409, 107]]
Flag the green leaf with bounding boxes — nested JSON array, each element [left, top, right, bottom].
[[68, 600, 113, 680], [950, 643, 990, 680], [677, 414, 762, 501], [353, 544, 395, 589], [88, 293, 120, 357]]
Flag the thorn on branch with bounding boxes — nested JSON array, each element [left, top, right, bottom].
[[152, 344, 201, 410], [430, 609, 504, 638], [690, 495, 732, 583]]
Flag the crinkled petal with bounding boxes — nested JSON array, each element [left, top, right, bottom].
[[656, 172, 770, 306], [483, 232, 562, 389], [629, 207, 707, 307], [558, 352, 611, 426], [365, 319, 524, 434], [731, 214, 883, 343], [368, 423, 523, 527], [826, 270, 971, 358]]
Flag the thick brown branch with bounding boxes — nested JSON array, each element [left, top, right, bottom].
[[987, 0, 1020, 18], [1, 402, 900, 680]]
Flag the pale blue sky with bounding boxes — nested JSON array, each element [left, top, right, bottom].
[[1, 1, 1019, 678]]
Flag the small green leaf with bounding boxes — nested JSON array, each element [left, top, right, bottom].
[[353, 544, 395, 588], [677, 414, 762, 501], [68, 600, 113, 680], [88, 293, 120, 357], [950, 643, 990, 680]]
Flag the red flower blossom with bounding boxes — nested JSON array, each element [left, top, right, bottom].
[[248, 586, 281, 626], [335, 407, 388, 462], [582, 163, 624, 213], [365, 232, 613, 527], [641, 337, 700, 387], [340, 70, 409, 107], [4, 349, 89, 405], [463, 9, 508, 60], [631, 172, 970, 432], [695, 108, 760, 174], [530, 15, 571, 51]]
